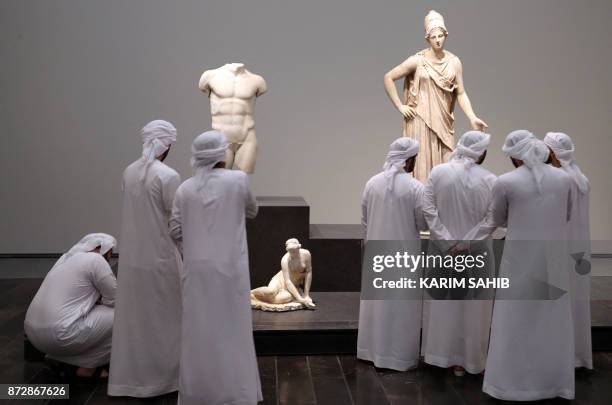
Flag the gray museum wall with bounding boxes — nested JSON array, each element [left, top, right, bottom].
[[1, 0, 611, 253]]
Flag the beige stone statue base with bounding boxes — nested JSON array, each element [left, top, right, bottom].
[[250, 296, 305, 312]]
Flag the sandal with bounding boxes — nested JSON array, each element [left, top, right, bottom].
[[74, 366, 109, 382]]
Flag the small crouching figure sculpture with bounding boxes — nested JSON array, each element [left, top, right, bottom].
[[251, 238, 315, 311]]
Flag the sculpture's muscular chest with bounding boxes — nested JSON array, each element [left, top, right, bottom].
[[210, 73, 260, 100]]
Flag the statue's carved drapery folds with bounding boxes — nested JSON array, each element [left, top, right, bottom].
[[383, 10, 488, 182]]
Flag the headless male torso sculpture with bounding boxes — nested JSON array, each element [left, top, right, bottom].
[[199, 63, 267, 173]]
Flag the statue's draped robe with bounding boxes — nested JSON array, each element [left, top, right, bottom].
[[403, 50, 458, 182]]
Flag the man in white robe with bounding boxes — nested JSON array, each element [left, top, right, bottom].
[[24, 233, 117, 377], [357, 137, 427, 371], [544, 131, 592, 369], [169, 130, 261, 405], [108, 120, 182, 397], [421, 131, 496, 376], [466, 130, 575, 401]]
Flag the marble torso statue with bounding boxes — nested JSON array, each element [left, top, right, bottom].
[[251, 238, 315, 312], [199, 63, 267, 173]]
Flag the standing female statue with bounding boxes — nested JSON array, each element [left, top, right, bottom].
[[384, 10, 488, 182]]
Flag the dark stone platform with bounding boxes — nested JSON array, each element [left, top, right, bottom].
[[253, 292, 359, 332], [21, 286, 612, 358], [252, 291, 612, 355], [253, 292, 358, 355]]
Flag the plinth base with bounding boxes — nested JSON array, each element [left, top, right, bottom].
[[253, 292, 358, 355], [251, 298, 305, 312]]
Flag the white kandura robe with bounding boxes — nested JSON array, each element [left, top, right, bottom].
[[24, 252, 116, 368], [170, 169, 261, 405], [357, 171, 427, 371], [108, 159, 182, 397], [567, 180, 592, 369], [466, 164, 575, 401], [421, 160, 497, 374]]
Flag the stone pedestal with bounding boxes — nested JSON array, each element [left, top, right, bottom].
[[246, 197, 309, 289], [308, 225, 363, 292]]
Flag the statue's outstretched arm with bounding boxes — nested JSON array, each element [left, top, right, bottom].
[[454, 59, 488, 130]]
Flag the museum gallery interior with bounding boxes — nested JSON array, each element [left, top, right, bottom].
[[1, 1, 612, 404]]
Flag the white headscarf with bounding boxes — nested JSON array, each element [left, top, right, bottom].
[[383, 137, 420, 192], [424, 10, 448, 37], [53, 233, 116, 270], [543, 132, 589, 194], [140, 120, 177, 181], [451, 130, 491, 186], [191, 130, 228, 203], [502, 130, 549, 194]]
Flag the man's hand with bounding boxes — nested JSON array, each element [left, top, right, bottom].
[[449, 242, 469, 256], [399, 105, 417, 120]]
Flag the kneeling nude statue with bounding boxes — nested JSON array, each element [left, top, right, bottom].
[[251, 238, 315, 311]]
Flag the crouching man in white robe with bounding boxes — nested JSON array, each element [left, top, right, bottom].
[[544, 131, 592, 369], [170, 130, 261, 405], [357, 137, 427, 371], [465, 130, 575, 401], [109, 120, 182, 397], [25, 233, 117, 378], [421, 131, 496, 376]]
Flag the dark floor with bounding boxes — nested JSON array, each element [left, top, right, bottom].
[[2, 279, 612, 404]]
